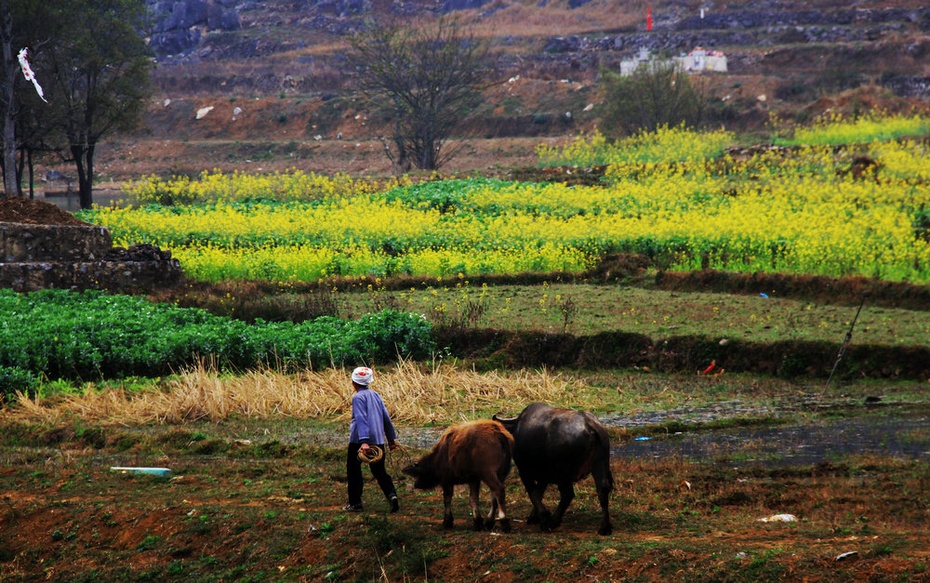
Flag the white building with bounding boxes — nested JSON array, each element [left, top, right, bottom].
[[678, 47, 728, 73], [619, 47, 728, 76]]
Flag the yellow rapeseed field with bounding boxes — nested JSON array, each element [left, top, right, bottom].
[[82, 118, 930, 283]]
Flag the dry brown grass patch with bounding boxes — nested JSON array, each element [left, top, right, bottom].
[[8, 360, 586, 426]]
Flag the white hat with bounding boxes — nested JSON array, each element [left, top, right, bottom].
[[351, 366, 373, 386]]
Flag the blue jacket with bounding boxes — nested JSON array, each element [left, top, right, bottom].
[[349, 388, 397, 445]]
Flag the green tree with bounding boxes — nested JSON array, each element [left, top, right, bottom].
[[40, 0, 152, 208], [599, 60, 705, 137], [348, 16, 491, 172], [0, 0, 150, 205]]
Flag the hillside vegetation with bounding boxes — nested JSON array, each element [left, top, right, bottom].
[[72, 0, 930, 185]]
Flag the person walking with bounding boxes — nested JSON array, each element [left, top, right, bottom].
[[345, 366, 400, 513]]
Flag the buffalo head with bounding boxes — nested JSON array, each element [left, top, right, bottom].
[[402, 462, 441, 490]]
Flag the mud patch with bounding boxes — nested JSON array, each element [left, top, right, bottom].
[[614, 414, 930, 466]]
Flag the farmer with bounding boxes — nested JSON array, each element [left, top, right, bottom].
[[345, 366, 400, 513]]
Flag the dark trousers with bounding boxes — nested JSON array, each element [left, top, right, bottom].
[[347, 442, 397, 506]]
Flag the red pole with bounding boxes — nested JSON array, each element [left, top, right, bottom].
[[647, 6, 653, 31]]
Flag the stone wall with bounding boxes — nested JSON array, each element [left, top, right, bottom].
[[1, 223, 111, 262], [0, 222, 182, 293]]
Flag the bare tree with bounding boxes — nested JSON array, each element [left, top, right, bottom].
[[348, 16, 491, 172]]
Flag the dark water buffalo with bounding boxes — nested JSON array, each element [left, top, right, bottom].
[[402, 420, 514, 532], [494, 402, 614, 535]]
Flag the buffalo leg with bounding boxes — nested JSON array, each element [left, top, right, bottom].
[[468, 480, 484, 531], [484, 474, 510, 533], [593, 462, 614, 536], [521, 476, 552, 529], [549, 481, 575, 530], [442, 484, 454, 529]]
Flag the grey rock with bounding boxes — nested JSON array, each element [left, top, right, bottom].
[[146, 0, 241, 58]]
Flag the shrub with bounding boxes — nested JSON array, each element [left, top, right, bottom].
[[0, 366, 39, 401], [598, 61, 705, 137]]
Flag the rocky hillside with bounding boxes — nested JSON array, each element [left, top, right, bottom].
[[85, 0, 930, 182], [145, 0, 930, 99]]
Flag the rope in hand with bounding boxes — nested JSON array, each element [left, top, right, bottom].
[[385, 442, 415, 479], [390, 442, 414, 468], [357, 443, 416, 481], [357, 445, 384, 464]]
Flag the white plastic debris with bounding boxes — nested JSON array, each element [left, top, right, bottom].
[[196, 106, 214, 119], [759, 513, 797, 523], [834, 551, 858, 562], [18, 48, 47, 102], [111, 467, 171, 477]]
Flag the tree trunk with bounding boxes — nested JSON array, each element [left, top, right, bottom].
[[79, 143, 94, 209], [26, 146, 33, 199], [393, 133, 409, 174], [15, 141, 23, 195], [71, 142, 95, 209], [1, 0, 19, 196], [1, 109, 14, 195]]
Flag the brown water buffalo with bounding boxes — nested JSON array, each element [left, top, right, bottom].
[[402, 419, 514, 532], [494, 402, 614, 535]]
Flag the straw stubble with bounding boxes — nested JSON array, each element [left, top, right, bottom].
[[12, 360, 582, 425]]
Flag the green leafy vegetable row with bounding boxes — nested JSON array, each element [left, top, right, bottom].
[[0, 290, 435, 392]]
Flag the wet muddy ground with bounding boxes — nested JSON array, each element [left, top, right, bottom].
[[614, 414, 930, 466], [366, 394, 930, 469], [597, 396, 930, 465], [318, 402, 930, 469]]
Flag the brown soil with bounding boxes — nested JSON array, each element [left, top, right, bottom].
[[1, 430, 929, 582], [0, 196, 90, 226]]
